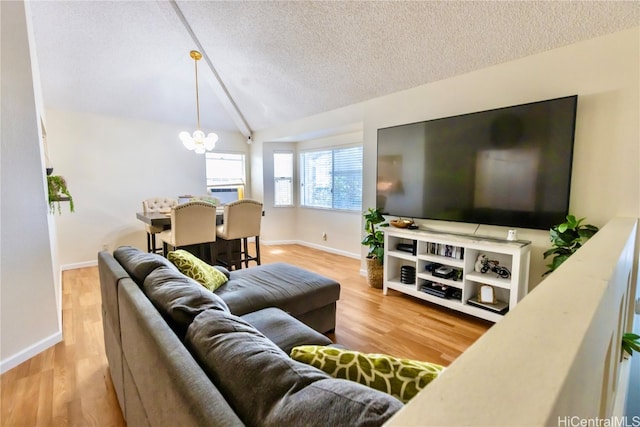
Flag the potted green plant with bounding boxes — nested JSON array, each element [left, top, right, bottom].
[[361, 208, 387, 289], [542, 214, 598, 276], [47, 175, 75, 214], [622, 332, 640, 356]]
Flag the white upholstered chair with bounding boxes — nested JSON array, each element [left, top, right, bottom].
[[158, 201, 218, 260], [216, 199, 263, 270], [142, 197, 178, 253]]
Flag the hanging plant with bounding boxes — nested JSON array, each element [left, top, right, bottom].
[[47, 175, 74, 214]]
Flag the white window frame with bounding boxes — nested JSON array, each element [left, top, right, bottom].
[[205, 151, 246, 201], [273, 151, 294, 207], [299, 144, 363, 212]]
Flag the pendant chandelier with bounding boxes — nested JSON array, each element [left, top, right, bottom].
[[179, 50, 218, 154]]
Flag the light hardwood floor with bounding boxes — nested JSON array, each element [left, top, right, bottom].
[[1, 244, 491, 426]]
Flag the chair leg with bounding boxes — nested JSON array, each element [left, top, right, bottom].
[[162, 242, 168, 257], [151, 233, 158, 253], [243, 237, 249, 269], [255, 236, 261, 265], [209, 242, 218, 265], [146, 232, 152, 253], [226, 239, 234, 270]]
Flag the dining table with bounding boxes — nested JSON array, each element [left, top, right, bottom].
[[136, 209, 238, 267], [136, 209, 224, 228]]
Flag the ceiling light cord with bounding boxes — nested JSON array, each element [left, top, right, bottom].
[[194, 51, 201, 130], [170, 0, 253, 141], [179, 50, 218, 154]]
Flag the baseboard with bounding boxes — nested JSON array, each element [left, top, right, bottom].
[[262, 239, 360, 260], [61, 260, 98, 271], [0, 331, 62, 374], [263, 239, 298, 246]]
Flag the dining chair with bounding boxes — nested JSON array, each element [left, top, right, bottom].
[[216, 199, 263, 270], [142, 197, 178, 253], [158, 201, 218, 261]]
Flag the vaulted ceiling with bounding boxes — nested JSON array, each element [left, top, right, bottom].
[[29, 1, 639, 135]]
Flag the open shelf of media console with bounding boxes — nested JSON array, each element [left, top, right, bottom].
[[383, 227, 531, 322]]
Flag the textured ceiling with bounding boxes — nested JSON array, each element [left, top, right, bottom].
[[29, 1, 639, 134]]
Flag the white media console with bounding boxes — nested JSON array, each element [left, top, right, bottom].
[[383, 227, 531, 322]]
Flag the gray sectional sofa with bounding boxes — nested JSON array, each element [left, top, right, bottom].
[[98, 246, 402, 426]]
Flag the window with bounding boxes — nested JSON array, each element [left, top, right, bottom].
[[300, 145, 362, 211], [274, 151, 293, 206], [205, 152, 245, 187], [205, 152, 245, 202]]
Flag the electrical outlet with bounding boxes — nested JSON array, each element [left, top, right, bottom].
[[322, 232, 327, 241]]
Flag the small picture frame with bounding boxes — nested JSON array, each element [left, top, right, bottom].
[[479, 285, 496, 304]]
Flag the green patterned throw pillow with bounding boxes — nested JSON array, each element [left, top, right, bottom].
[[167, 250, 228, 291], [291, 345, 445, 403]]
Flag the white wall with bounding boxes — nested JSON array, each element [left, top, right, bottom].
[[255, 27, 640, 289], [260, 141, 298, 243], [45, 109, 248, 266], [1, 0, 60, 373], [260, 132, 364, 258]]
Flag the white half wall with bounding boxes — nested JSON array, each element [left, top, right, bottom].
[[255, 26, 640, 290], [45, 109, 248, 266], [1, 0, 60, 373]]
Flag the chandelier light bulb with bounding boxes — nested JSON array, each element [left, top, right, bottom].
[[204, 133, 219, 151], [179, 131, 195, 150], [193, 130, 205, 142]]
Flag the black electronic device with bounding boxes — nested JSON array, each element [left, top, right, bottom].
[[376, 95, 578, 230], [396, 241, 417, 255], [424, 262, 441, 273], [450, 289, 462, 301], [400, 266, 416, 284], [433, 266, 455, 279], [420, 282, 455, 299]]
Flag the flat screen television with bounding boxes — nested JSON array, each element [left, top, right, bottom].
[[376, 95, 578, 230]]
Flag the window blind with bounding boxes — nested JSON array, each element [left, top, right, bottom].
[[274, 152, 293, 206], [205, 152, 245, 187], [300, 146, 362, 211]]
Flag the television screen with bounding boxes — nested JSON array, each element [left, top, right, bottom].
[[376, 95, 578, 230]]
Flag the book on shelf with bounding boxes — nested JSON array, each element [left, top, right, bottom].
[[427, 243, 464, 260]]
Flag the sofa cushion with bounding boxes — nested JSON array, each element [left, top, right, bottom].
[[214, 262, 340, 317], [185, 309, 402, 427], [241, 307, 332, 354], [290, 345, 445, 403], [114, 246, 177, 285], [167, 249, 229, 291], [143, 266, 229, 338], [213, 265, 231, 279]]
